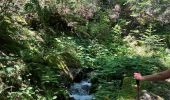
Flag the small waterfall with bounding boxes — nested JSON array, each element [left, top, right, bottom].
[[69, 79, 94, 100]]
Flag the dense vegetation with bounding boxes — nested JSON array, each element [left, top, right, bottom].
[[0, 0, 170, 99]]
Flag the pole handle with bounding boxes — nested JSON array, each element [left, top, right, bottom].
[[136, 80, 140, 100], [136, 80, 139, 86]]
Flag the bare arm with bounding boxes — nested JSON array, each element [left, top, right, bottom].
[[142, 69, 170, 81], [134, 69, 170, 81]]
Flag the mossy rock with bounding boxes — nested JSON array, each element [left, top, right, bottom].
[[61, 52, 81, 68]]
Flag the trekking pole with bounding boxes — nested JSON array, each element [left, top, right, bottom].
[[136, 79, 140, 100], [136, 59, 141, 100]]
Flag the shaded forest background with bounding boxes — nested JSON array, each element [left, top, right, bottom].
[[0, 0, 170, 99]]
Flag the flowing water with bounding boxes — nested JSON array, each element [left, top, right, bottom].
[[69, 79, 94, 100]]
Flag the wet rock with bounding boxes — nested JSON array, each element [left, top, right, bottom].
[[73, 68, 93, 82]]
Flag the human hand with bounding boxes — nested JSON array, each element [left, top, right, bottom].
[[134, 72, 144, 80]]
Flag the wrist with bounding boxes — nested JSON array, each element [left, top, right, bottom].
[[140, 76, 145, 81]]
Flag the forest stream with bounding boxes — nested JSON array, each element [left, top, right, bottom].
[[0, 0, 170, 99], [69, 79, 94, 100]]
